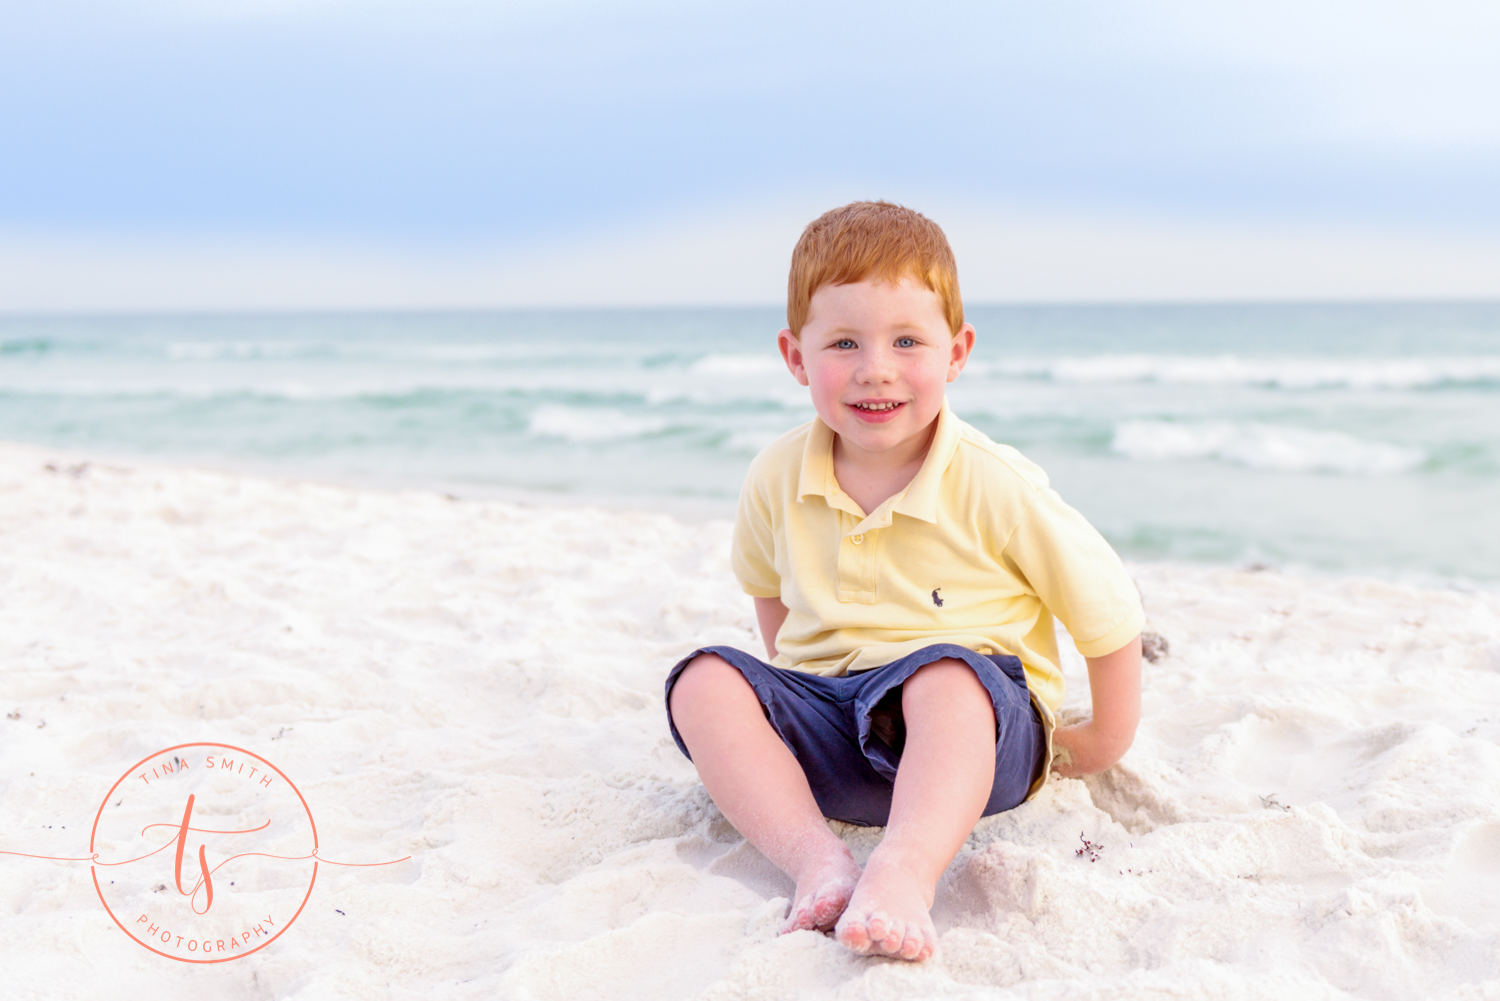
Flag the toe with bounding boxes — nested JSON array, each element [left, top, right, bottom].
[[897, 927, 924, 961], [809, 888, 847, 930], [835, 914, 872, 953], [875, 915, 905, 954], [916, 924, 938, 962]]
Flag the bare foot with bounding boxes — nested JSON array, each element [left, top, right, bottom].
[[833, 852, 938, 961], [781, 845, 861, 934]]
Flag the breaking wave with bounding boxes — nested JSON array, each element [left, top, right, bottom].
[[1111, 420, 1426, 475], [983, 355, 1500, 390], [688, 353, 786, 376], [527, 405, 672, 443]]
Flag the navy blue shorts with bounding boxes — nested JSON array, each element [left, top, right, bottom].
[[665, 643, 1047, 827]]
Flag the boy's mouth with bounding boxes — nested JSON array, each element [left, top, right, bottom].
[[849, 400, 906, 422]]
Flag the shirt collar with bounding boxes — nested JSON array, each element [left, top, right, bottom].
[[796, 399, 960, 529], [893, 399, 960, 524]]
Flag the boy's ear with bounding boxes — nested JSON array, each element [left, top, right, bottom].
[[947, 323, 976, 383], [777, 328, 810, 387]]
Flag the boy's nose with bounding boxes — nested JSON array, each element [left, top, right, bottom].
[[855, 348, 897, 383]]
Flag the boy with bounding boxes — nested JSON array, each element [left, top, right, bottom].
[[666, 202, 1143, 962]]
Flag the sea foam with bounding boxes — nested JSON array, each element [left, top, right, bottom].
[[985, 355, 1500, 390], [1112, 420, 1426, 475], [527, 404, 671, 443], [688, 353, 786, 376]]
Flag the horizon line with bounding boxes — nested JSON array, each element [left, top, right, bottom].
[[5, 296, 1500, 322]]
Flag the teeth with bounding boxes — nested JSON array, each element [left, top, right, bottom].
[[855, 402, 899, 411]]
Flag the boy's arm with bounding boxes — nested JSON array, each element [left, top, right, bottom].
[[1051, 634, 1141, 778], [753, 596, 789, 660]]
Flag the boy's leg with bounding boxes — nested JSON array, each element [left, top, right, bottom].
[[669, 653, 862, 932], [835, 657, 998, 961]]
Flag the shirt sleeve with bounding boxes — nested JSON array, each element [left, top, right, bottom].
[[731, 468, 782, 598], [1000, 487, 1144, 657]]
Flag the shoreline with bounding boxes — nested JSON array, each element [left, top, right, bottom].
[[4, 435, 1495, 596], [0, 436, 744, 522]]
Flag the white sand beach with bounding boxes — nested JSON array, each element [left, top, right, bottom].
[[3, 441, 1500, 1000]]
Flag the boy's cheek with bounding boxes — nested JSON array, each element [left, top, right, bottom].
[[808, 371, 846, 403]]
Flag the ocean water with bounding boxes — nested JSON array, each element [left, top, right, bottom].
[[2, 302, 1498, 583]]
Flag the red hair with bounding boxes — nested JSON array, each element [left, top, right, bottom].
[[786, 201, 963, 336]]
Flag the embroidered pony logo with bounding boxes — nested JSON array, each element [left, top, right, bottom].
[[931, 588, 943, 607]]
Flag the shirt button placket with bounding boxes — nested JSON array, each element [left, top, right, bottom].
[[857, 529, 877, 594]]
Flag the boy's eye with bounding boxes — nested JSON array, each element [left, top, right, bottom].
[[835, 338, 857, 349], [895, 336, 916, 348]]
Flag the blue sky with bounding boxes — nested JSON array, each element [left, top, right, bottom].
[[2, 0, 1499, 309]]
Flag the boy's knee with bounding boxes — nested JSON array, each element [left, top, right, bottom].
[[670, 653, 751, 716], [906, 656, 983, 687], [903, 658, 995, 715]]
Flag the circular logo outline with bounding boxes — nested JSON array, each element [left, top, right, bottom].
[[90, 742, 319, 964]]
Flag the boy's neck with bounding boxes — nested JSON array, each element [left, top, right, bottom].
[[830, 417, 939, 517]]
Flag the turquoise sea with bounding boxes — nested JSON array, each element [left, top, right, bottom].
[[2, 302, 1498, 583]]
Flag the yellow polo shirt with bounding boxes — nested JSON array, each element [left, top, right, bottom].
[[732, 401, 1143, 721]]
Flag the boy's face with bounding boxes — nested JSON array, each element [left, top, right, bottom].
[[777, 278, 975, 465]]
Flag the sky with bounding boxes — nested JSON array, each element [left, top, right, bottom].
[[2, 0, 1499, 310]]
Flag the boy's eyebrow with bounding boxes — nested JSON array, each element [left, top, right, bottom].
[[818, 320, 927, 337]]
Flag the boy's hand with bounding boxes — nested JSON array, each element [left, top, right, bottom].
[[1051, 634, 1141, 778]]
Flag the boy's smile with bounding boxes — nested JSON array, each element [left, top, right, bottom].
[[778, 278, 975, 475]]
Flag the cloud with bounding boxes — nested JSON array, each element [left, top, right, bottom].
[[6, 201, 1499, 312], [943, 204, 1500, 303], [3, 0, 1498, 244], [2, 0, 1497, 308]]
